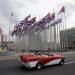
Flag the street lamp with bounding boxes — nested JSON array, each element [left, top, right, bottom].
[[8, 13, 13, 51]]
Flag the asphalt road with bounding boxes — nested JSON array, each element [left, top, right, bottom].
[[0, 52, 75, 75]]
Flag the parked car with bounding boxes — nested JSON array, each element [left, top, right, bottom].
[[18, 52, 65, 70]]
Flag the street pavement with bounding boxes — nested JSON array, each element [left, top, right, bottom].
[[0, 51, 16, 56], [0, 59, 75, 75], [0, 51, 75, 75]]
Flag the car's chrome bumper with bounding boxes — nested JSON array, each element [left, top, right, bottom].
[[18, 59, 30, 68]]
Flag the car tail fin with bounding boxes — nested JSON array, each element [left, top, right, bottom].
[[20, 55, 28, 63]]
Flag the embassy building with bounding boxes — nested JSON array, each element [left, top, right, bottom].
[[60, 27, 75, 51]]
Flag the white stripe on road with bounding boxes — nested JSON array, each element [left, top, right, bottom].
[[65, 61, 75, 64]]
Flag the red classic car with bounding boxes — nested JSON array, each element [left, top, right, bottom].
[[19, 52, 65, 69]]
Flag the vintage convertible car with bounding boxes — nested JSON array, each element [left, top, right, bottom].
[[19, 52, 65, 69]]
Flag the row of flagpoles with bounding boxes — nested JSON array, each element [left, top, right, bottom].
[[11, 6, 68, 51]]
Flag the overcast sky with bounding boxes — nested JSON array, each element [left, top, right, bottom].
[[0, 0, 75, 34]]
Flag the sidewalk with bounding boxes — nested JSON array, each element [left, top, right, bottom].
[[0, 51, 75, 60], [0, 55, 19, 60], [0, 52, 30, 60], [0, 50, 6, 52], [0, 51, 16, 56]]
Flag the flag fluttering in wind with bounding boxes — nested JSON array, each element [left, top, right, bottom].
[[34, 12, 55, 32], [19, 14, 31, 26], [24, 14, 31, 22], [27, 17, 36, 26], [34, 13, 50, 31], [11, 6, 65, 37], [58, 6, 65, 14], [19, 15, 31, 35], [50, 19, 61, 27], [43, 12, 51, 24], [42, 13, 50, 21], [50, 13, 55, 20]]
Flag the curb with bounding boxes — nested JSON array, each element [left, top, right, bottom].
[[0, 55, 18, 60]]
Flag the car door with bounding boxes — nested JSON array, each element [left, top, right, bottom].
[[42, 56, 61, 66]]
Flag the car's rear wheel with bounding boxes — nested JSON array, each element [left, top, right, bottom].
[[59, 59, 65, 65], [36, 62, 42, 70]]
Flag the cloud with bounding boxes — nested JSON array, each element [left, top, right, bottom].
[[0, 0, 75, 34], [0, 0, 13, 19], [0, 0, 39, 34], [57, 1, 75, 19], [23, 0, 38, 3], [57, 1, 75, 28]]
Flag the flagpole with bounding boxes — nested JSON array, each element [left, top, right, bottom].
[[61, 14, 66, 54], [58, 23, 61, 52], [56, 14, 58, 52], [62, 13, 65, 52], [53, 13, 56, 51], [57, 23, 61, 53], [59, 6, 66, 53], [61, 19, 63, 52], [50, 26, 52, 51], [57, 11, 61, 53], [60, 22, 62, 52], [8, 13, 13, 51], [56, 19, 61, 53], [23, 31, 25, 51], [38, 30, 40, 51], [64, 11, 68, 51], [33, 28, 35, 51], [58, 11, 64, 52], [44, 29, 46, 51], [22, 32, 25, 51], [57, 22, 60, 52], [56, 24, 58, 52], [28, 28, 30, 52], [54, 25, 56, 51]]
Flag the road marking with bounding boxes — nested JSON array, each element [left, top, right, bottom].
[[65, 61, 75, 64]]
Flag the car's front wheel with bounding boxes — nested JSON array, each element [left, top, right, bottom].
[[36, 62, 42, 70]]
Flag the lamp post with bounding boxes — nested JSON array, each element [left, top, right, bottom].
[[8, 13, 13, 50]]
